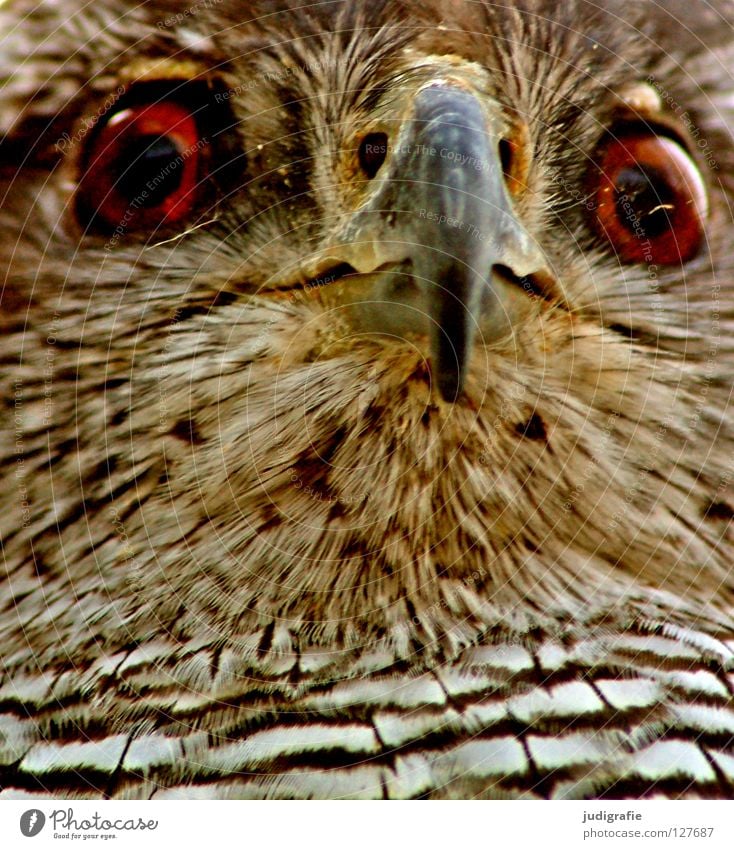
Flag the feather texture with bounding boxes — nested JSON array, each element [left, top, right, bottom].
[[1, 0, 733, 799]]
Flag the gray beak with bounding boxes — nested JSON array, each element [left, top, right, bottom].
[[314, 83, 546, 401]]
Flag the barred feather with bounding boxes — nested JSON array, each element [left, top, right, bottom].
[[1, 0, 733, 799]]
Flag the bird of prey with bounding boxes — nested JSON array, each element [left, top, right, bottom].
[[1, 0, 733, 800]]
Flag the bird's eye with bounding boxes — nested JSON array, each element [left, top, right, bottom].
[[592, 131, 708, 265], [76, 100, 206, 233]]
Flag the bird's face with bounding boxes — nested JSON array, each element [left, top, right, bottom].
[[2, 0, 733, 653]]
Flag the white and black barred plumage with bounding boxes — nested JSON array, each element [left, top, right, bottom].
[[1, 0, 733, 799]]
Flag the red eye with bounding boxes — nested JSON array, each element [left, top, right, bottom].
[[593, 132, 708, 265], [77, 100, 205, 232]]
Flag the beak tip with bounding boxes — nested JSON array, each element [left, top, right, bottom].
[[435, 366, 464, 403]]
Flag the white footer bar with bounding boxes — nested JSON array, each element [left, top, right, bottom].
[[1, 799, 733, 849]]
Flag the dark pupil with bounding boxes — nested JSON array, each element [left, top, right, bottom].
[[614, 165, 675, 239], [113, 134, 184, 206]]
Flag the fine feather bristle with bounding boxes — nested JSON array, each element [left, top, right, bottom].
[[0, 0, 732, 799]]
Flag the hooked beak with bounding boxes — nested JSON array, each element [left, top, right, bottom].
[[308, 82, 548, 402]]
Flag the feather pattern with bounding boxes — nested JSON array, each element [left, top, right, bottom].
[[1, 0, 733, 798]]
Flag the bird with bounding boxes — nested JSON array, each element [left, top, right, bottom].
[[0, 0, 733, 800]]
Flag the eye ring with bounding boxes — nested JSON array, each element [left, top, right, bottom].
[[76, 99, 206, 233], [592, 130, 708, 265]]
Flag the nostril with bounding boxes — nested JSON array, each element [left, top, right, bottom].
[[358, 132, 389, 179], [499, 137, 514, 178], [498, 121, 532, 196]]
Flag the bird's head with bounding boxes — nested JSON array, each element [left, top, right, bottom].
[[2, 0, 733, 655]]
